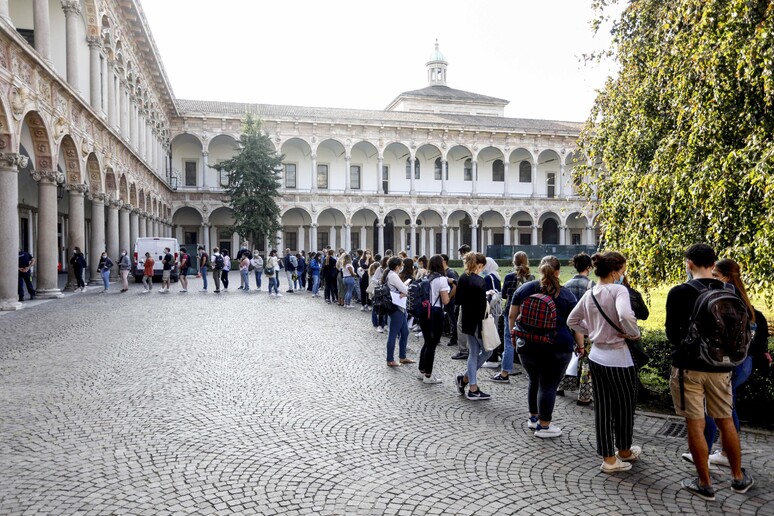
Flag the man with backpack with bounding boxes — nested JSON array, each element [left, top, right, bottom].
[[211, 247, 224, 293], [665, 243, 754, 500], [283, 248, 298, 293]]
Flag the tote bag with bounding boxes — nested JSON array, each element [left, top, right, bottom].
[[481, 303, 501, 351]]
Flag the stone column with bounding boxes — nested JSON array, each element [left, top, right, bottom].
[[377, 157, 384, 194], [65, 183, 87, 291], [120, 83, 129, 137], [471, 160, 478, 195], [441, 159, 447, 195], [106, 199, 120, 279], [532, 161, 538, 197], [344, 224, 351, 251], [586, 226, 594, 245], [0, 153, 27, 310], [130, 209, 139, 251], [449, 227, 455, 256], [419, 227, 426, 257], [119, 205, 131, 255], [486, 229, 493, 252], [310, 224, 318, 252], [202, 223, 210, 250], [201, 151, 209, 188], [0, 0, 10, 22], [558, 163, 565, 198], [441, 224, 448, 255], [428, 228, 435, 255], [559, 225, 567, 245], [275, 229, 283, 251], [409, 224, 417, 255], [298, 225, 306, 252], [503, 161, 510, 197], [344, 155, 351, 193], [88, 193, 105, 285], [400, 227, 406, 252], [138, 214, 146, 238], [359, 226, 367, 251], [503, 225, 512, 246], [377, 223, 384, 255], [409, 157, 416, 195], [471, 223, 478, 252], [33, 0, 51, 62], [532, 225, 539, 245], [138, 113, 146, 157], [32, 170, 64, 298], [88, 37, 102, 112], [311, 153, 318, 193], [62, 0, 81, 91], [129, 99, 138, 148], [330, 226, 337, 250]]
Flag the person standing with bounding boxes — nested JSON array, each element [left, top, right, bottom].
[[211, 247, 223, 293], [451, 245, 471, 360], [265, 249, 281, 297], [118, 248, 131, 293], [310, 252, 322, 297], [18, 248, 36, 301], [441, 254, 460, 350], [283, 249, 297, 293], [491, 251, 532, 383], [161, 247, 174, 293], [665, 244, 753, 500], [69, 247, 87, 292], [235, 242, 250, 289], [359, 250, 374, 311], [198, 246, 209, 292], [221, 249, 231, 290], [322, 249, 337, 304], [141, 252, 154, 293], [97, 252, 113, 292], [251, 250, 263, 292], [418, 255, 451, 384], [567, 251, 642, 473], [341, 254, 356, 308], [178, 247, 190, 293], [240, 252, 250, 291], [296, 252, 306, 290], [383, 257, 413, 367]]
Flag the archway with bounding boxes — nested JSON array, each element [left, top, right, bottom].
[[539, 212, 561, 245], [446, 209, 474, 255], [316, 208, 346, 251], [382, 142, 410, 195], [281, 207, 313, 252], [383, 208, 411, 254]]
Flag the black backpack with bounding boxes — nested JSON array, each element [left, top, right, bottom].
[[373, 283, 397, 316], [682, 280, 752, 368], [407, 273, 441, 320], [214, 254, 225, 270]]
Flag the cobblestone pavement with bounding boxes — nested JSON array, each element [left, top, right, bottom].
[[1, 277, 773, 515]]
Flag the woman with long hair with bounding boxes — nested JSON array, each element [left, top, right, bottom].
[[371, 258, 388, 333], [417, 254, 451, 384], [510, 255, 579, 437], [455, 252, 493, 400], [322, 249, 338, 304], [383, 257, 414, 367], [341, 254, 356, 308], [491, 251, 534, 383], [359, 249, 374, 311], [567, 252, 641, 472]]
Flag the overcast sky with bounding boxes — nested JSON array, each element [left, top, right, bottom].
[[141, 0, 621, 123]]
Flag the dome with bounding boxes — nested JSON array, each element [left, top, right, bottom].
[[428, 40, 446, 63]]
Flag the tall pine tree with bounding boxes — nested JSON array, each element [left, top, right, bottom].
[[213, 114, 283, 249]]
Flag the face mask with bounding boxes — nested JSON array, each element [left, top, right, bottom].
[[614, 273, 624, 285], [686, 266, 693, 281], [102, 255, 106, 259], [121, 252, 126, 256]]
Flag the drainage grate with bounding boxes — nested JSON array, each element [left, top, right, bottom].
[[657, 419, 688, 439]]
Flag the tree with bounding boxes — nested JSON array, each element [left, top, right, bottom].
[[212, 114, 284, 250], [576, 0, 774, 298]]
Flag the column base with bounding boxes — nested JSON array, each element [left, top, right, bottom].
[[0, 299, 23, 311], [35, 288, 64, 299]]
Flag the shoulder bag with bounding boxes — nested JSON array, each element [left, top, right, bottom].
[[590, 290, 649, 368]]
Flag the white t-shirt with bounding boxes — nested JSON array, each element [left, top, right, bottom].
[[429, 275, 451, 308]]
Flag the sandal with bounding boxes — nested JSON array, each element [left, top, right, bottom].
[[387, 361, 401, 367], [399, 358, 416, 364]]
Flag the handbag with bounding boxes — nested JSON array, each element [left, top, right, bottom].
[[590, 290, 650, 368], [565, 352, 580, 377], [481, 303, 501, 352]]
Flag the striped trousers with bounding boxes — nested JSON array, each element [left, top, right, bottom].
[[589, 360, 638, 457]]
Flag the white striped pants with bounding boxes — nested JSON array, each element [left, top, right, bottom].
[[589, 360, 638, 457]]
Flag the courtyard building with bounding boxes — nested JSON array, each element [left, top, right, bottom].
[[0, 1, 596, 310]]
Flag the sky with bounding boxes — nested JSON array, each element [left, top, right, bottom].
[[141, 0, 622, 123]]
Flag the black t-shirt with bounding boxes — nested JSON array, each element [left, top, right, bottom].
[[666, 278, 731, 372], [162, 253, 174, 271], [19, 252, 33, 268]]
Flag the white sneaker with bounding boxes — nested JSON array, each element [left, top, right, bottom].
[[681, 452, 712, 469], [534, 425, 562, 438], [180, 289, 187, 293], [616, 445, 642, 462], [601, 458, 633, 473], [377, 327, 384, 333], [482, 361, 500, 369], [422, 375, 442, 385], [708, 450, 730, 467], [275, 293, 283, 297]]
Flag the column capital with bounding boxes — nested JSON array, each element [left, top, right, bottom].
[[106, 196, 122, 208], [410, 223, 417, 229], [131, 208, 142, 215], [503, 224, 512, 230], [86, 35, 101, 48], [88, 191, 106, 203], [441, 223, 448, 229], [61, 0, 82, 16], [31, 169, 64, 184], [66, 182, 88, 195], [310, 223, 318, 228], [121, 204, 133, 212], [201, 151, 209, 157], [311, 153, 317, 161], [0, 153, 29, 170]]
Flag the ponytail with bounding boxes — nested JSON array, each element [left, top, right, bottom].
[[538, 255, 561, 297]]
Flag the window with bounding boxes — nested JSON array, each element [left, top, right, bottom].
[[463, 159, 472, 181], [519, 161, 532, 183], [285, 232, 297, 252], [184, 160, 197, 186], [285, 163, 297, 189], [184, 231, 198, 245], [351, 232, 360, 250], [517, 220, 531, 227], [519, 233, 532, 245], [571, 233, 582, 245], [218, 159, 229, 187], [434, 158, 442, 180], [573, 171, 583, 188], [547, 172, 556, 198], [350, 165, 361, 190], [382, 165, 389, 194], [492, 159, 504, 182], [317, 164, 328, 189], [318, 231, 329, 250], [405, 158, 420, 179]]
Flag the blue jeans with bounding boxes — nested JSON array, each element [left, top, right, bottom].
[[386, 310, 409, 362], [372, 307, 386, 328], [343, 276, 355, 305], [501, 330, 515, 373], [519, 350, 573, 422], [268, 275, 279, 294], [200, 266, 208, 289], [254, 270, 262, 289], [241, 269, 250, 290], [465, 334, 492, 386], [101, 269, 110, 290], [704, 356, 753, 449], [312, 274, 320, 295]]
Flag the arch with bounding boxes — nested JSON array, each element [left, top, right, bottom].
[[0, 93, 13, 153], [118, 174, 128, 202], [315, 207, 346, 226], [104, 168, 118, 199], [510, 210, 535, 246], [415, 207, 444, 226], [57, 134, 81, 184], [207, 133, 239, 153], [351, 207, 378, 227], [351, 140, 378, 159], [171, 204, 205, 221], [86, 153, 102, 192], [209, 206, 235, 225], [447, 145, 474, 186], [129, 183, 138, 207], [414, 143, 442, 182], [382, 142, 411, 193], [82, 0, 101, 39], [21, 111, 53, 171], [383, 207, 411, 226], [539, 211, 561, 245], [172, 205, 204, 225], [478, 209, 506, 227], [445, 208, 473, 227], [280, 206, 313, 220]]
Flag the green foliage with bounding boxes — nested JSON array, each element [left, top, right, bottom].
[[577, 0, 774, 302], [212, 114, 283, 246]]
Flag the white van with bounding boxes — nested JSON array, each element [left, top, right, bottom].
[[133, 237, 180, 282]]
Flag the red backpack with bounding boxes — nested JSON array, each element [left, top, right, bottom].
[[512, 293, 558, 345]]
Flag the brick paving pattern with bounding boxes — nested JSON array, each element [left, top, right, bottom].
[[1, 278, 772, 515]]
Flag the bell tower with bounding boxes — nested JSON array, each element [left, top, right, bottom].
[[426, 39, 447, 86]]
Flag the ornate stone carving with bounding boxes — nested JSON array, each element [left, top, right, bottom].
[[11, 87, 29, 117], [61, 0, 82, 15], [67, 183, 89, 195], [88, 192, 106, 203], [31, 170, 64, 184], [0, 153, 28, 169]]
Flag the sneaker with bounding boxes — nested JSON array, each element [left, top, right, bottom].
[[482, 361, 500, 369], [275, 293, 283, 297], [681, 478, 716, 501], [423, 375, 442, 385], [490, 374, 510, 384], [214, 290, 221, 293], [708, 450, 730, 467], [286, 289, 294, 293], [414, 331, 422, 337], [556, 390, 565, 397], [616, 445, 642, 462], [601, 458, 633, 473], [681, 452, 711, 470], [466, 388, 491, 400], [238, 286, 243, 289], [200, 289, 207, 292], [731, 469, 754, 494], [534, 424, 562, 438], [455, 374, 468, 395], [180, 289, 187, 293], [416, 371, 425, 381], [451, 352, 469, 360], [528, 416, 539, 429], [142, 289, 150, 294], [377, 327, 384, 333]]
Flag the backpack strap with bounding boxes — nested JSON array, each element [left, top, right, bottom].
[[590, 289, 624, 334]]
